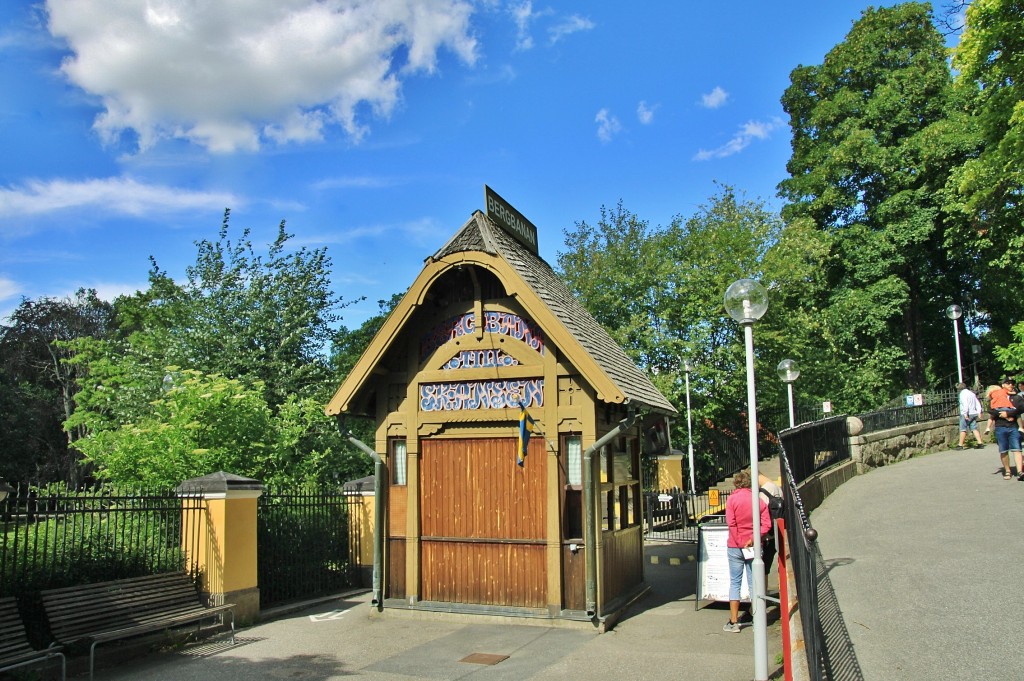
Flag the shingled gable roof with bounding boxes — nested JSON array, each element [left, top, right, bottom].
[[326, 211, 676, 416], [435, 211, 676, 415]]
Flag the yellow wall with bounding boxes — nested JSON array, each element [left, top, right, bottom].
[[352, 493, 375, 567], [656, 454, 686, 491], [182, 493, 259, 596]]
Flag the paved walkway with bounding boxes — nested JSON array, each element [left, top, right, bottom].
[[78, 539, 784, 681], [812, 443, 1024, 681]]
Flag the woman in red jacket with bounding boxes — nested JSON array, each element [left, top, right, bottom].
[[724, 469, 770, 633]]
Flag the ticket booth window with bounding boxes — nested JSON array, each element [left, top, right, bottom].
[[602, 436, 641, 531], [391, 439, 407, 486], [563, 435, 583, 539], [566, 436, 582, 486]]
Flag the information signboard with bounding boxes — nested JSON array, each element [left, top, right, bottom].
[[695, 520, 750, 608], [484, 185, 539, 255]]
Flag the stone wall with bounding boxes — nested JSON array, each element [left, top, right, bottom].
[[795, 413, 964, 515], [847, 415, 960, 472]]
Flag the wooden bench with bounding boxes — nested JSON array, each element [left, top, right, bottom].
[[0, 596, 66, 680], [41, 572, 235, 680]]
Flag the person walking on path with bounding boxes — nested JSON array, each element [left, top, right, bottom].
[[957, 382, 985, 449], [724, 470, 770, 633], [989, 377, 1022, 480], [757, 473, 783, 573]]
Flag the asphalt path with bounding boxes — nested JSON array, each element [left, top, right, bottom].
[[812, 443, 1024, 681], [88, 540, 784, 680]]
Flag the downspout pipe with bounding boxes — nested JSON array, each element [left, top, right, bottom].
[[341, 425, 385, 609], [583, 410, 640, 620]]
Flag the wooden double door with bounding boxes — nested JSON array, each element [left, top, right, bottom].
[[419, 437, 547, 608]]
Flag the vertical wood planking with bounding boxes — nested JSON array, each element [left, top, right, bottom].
[[600, 526, 643, 604], [419, 437, 546, 607]]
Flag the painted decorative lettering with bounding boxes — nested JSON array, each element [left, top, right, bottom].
[[420, 379, 544, 412], [420, 312, 545, 360], [442, 349, 519, 370]]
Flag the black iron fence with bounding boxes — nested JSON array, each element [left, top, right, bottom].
[[642, 488, 733, 543], [779, 415, 850, 485], [857, 391, 957, 434], [779, 450, 863, 681], [0, 483, 203, 645], [256, 485, 361, 608]]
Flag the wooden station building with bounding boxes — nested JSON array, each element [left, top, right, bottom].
[[326, 187, 676, 627]]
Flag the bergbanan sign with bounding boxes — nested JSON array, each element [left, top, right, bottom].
[[484, 185, 539, 255]]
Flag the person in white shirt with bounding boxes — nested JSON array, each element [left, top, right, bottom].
[[957, 382, 985, 450]]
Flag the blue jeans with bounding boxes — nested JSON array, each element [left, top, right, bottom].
[[995, 426, 1022, 454], [959, 414, 979, 432], [727, 547, 752, 601]]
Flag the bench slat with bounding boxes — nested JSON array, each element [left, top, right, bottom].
[[41, 572, 235, 645], [0, 597, 65, 679]]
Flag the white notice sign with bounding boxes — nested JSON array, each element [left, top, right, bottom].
[[696, 522, 750, 606]]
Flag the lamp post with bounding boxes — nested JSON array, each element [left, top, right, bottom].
[[684, 360, 696, 497], [724, 278, 769, 681], [947, 305, 964, 385], [971, 343, 982, 390], [777, 359, 800, 429]]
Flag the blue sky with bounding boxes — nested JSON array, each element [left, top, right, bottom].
[[1, 1, 950, 328]]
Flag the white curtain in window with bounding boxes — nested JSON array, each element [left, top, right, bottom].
[[392, 440, 407, 485], [567, 436, 582, 486]]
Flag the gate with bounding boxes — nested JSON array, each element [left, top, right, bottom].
[[419, 437, 547, 608], [643, 489, 733, 543], [257, 485, 360, 608]]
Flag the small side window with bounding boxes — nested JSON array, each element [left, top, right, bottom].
[[391, 439, 407, 486], [566, 435, 582, 486]]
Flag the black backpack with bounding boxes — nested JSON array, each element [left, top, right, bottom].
[[760, 487, 784, 520]]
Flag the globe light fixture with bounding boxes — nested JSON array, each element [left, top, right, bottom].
[[946, 304, 964, 385], [777, 359, 800, 429], [724, 277, 769, 681]]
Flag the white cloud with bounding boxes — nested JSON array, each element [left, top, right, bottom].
[[693, 117, 784, 161], [701, 86, 729, 109], [44, 0, 479, 153], [88, 281, 149, 301], [510, 1, 537, 51], [0, 280, 146, 324], [549, 14, 595, 44], [311, 175, 401, 191], [511, 2, 589, 51], [637, 101, 655, 125], [0, 276, 22, 302], [0, 177, 239, 220], [297, 216, 440, 248], [595, 108, 621, 143]]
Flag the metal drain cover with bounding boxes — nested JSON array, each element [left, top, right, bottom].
[[459, 653, 509, 665]]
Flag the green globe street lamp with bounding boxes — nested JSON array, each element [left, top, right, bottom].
[[777, 359, 800, 429], [946, 304, 964, 385], [724, 278, 770, 681]]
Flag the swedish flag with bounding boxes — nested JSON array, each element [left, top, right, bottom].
[[518, 404, 536, 467]]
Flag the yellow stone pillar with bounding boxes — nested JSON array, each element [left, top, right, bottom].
[[656, 452, 686, 491], [177, 472, 263, 624], [342, 475, 376, 587]]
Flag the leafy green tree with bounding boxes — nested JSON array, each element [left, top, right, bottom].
[[115, 209, 348, 408], [0, 290, 113, 483], [558, 188, 831, 484], [778, 3, 969, 395], [559, 188, 829, 416], [63, 212, 374, 488], [73, 370, 277, 488], [328, 294, 404, 453], [946, 0, 1024, 346]]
